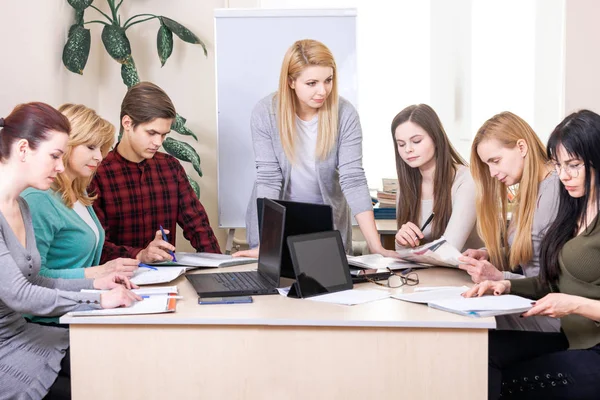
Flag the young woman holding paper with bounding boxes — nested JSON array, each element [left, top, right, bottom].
[[458, 112, 560, 332], [391, 104, 482, 251], [240, 39, 396, 258], [464, 110, 600, 400], [0, 103, 141, 399]]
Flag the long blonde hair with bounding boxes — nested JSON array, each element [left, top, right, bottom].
[[471, 112, 548, 271], [55, 104, 115, 207], [277, 39, 339, 162], [391, 104, 466, 239]]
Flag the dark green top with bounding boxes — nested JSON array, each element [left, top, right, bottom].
[[510, 215, 600, 350]]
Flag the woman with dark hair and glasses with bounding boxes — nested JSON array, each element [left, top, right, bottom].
[[464, 109, 600, 399]]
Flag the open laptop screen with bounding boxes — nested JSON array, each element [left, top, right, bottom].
[[257, 198, 286, 285]]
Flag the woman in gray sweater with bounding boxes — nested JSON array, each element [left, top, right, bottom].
[[0, 103, 140, 399], [239, 39, 396, 258]]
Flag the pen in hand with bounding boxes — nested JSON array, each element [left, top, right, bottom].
[[138, 263, 158, 271], [420, 212, 435, 232], [159, 225, 177, 262]]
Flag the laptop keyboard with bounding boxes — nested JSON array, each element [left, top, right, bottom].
[[214, 272, 271, 290]]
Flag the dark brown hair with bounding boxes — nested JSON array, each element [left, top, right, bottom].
[[119, 82, 176, 134], [391, 104, 466, 239], [0, 102, 71, 161]]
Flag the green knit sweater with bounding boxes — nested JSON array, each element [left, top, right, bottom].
[[510, 216, 600, 350]]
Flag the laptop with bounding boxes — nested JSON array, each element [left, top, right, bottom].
[[186, 198, 285, 297], [286, 231, 353, 298], [257, 198, 334, 279]]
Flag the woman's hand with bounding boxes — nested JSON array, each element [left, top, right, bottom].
[[233, 247, 259, 258], [462, 248, 489, 261], [136, 230, 175, 263], [93, 272, 139, 290], [395, 222, 424, 248], [458, 256, 504, 283], [462, 280, 511, 297], [100, 286, 142, 309], [84, 258, 139, 279], [521, 293, 583, 318]]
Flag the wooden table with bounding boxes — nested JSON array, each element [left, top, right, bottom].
[[61, 266, 493, 400]]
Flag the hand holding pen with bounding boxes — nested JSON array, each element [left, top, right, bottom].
[[395, 212, 434, 248], [135, 227, 177, 263]]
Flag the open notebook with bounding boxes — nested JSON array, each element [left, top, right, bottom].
[[148, 252, 257, 268], [396, 237, 462, 268], [393, 288, 533, 317], [67, 294, 177, 317]]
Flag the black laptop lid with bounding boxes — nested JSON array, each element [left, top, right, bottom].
[[257, 198, 286, 285], [257, 198, 334, 279], [286, 231, 353, 298]]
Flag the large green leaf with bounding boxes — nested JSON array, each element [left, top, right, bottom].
[[67, 0, 93, 10], [162, 137, 203, 177], [160, 16, 207, 56], [186, 174, 201, 198], [62, 25, 91, 74], [171, 114, 198, 141], [101, 25, 131, 63], [121, 56, 140, 88], [157, 23, 174, 67]]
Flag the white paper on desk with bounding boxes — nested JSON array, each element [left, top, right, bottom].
[[392, 286, 468, 304], [277, 286, 291, 296], [81, 286, 179, 296], [149, 252, 257, 268], [429, 295, 534, 317], [396, 237, 462, 268], [130, 267, 188, 285], [347, 254, 415, 270], [68, 295, 176, 317], [305, 289, 390, 305]]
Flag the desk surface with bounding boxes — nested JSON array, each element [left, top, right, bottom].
[[62, 266, 495, 329]]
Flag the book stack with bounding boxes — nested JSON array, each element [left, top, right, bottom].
[[374, 178, 397, 219]]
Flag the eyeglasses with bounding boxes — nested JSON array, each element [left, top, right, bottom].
[[362, 268, 419, 288], [553, 162, 583, 178]]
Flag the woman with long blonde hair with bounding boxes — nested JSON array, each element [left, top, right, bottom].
[[459, 111, 560, 332], [240, 39, 394, 258], [22, 104, 139, 290]]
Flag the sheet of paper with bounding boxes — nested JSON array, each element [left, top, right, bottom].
[[396, 237, 462, 268], [149, 252, 257, 268], [305, 289, 390, 305], [392, 286, 469, 304], [131, 267, 188, 285], [429, 295, 534, 312], [81, 286, 179, 295], [68, 295, 176, 317], [414, 286, 469, 292], [347, 254, 416, 270]]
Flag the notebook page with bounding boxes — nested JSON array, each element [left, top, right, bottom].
[[130, 267, 187, 285]]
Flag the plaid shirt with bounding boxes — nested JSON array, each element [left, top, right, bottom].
[[90, 148, 221, 263]]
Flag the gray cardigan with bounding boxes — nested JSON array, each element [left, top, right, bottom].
[[0, 197, 101, 399], [245, 93, 372, 250]]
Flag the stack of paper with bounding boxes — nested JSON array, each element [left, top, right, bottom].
[[149, 252, 257, 268], [67, 294, 177, 317]]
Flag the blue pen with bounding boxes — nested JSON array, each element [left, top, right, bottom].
[[159, 225, 177, 262], [139, 263, 158, 271]]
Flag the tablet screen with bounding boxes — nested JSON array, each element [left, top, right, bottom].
[[287, 231, 353, 298]]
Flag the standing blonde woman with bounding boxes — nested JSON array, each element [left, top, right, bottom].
[[459, 111, 560, 332], [23, 104, 139, 282], [240, 39, 395, 257]]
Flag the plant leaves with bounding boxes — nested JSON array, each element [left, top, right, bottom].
[[101, 25, 131, 63], [62, 25, 91, 74], [121, 56, 140, 88], [157, 23, 173, 67], [186, 174, 201, 198], [67, 0, 93, 10], [160, 16, 207, 56], [162, 137, 203, 177], [171, 114, 197, 141]]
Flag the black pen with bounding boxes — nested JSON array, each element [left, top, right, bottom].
[[420, 212, 435, 232]]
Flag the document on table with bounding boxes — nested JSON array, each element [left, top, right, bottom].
[[130, 267, 189, 285], [392, 286, 469, 304], [428, 295, 534, 317], [67, 295, 177, 317], [81, 286, 179, 296], [305, 289, 390, 305]]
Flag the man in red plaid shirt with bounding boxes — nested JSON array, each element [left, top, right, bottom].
[[90, 82, 221, 263]]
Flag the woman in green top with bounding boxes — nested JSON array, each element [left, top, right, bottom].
[[465, 110, 600, 399], [23, 104, 139, 281]]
